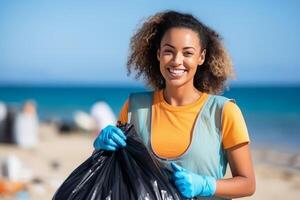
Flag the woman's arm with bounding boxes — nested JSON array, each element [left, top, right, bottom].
[[215, 143, 256, 199]]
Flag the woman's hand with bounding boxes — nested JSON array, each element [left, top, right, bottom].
[[171, 162, 216, 198], [93, 125, 126, 151]]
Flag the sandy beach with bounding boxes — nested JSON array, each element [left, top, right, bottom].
[[0, 123, 300, 200]]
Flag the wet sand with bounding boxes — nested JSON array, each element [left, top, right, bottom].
[[0, 123, 300, 200]]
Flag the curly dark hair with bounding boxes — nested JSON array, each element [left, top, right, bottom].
[[127, 10, 234, 94]]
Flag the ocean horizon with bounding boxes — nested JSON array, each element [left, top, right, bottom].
[[0, 85, 300, 153]]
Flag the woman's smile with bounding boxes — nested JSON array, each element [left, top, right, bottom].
[[167, 67, 188, 79]]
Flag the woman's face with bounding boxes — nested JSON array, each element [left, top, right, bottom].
[[157, 27, 205, 89]]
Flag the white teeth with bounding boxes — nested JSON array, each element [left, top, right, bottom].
[[169, 68, 185, 74]]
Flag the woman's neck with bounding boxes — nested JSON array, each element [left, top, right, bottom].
[[163, 84, 202, 106]]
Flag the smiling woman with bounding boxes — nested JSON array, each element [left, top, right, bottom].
[[93, 10, 256, 199]]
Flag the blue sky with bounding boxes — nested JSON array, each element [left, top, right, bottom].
[[0, 0, 299, 86]]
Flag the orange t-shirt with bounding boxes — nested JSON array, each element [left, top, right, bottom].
[[119, 90, 249, 159]]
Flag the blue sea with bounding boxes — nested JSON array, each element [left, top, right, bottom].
[[0, 85, 300, 153]]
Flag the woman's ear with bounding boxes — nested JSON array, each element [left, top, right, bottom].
[[157, 49, 160, 61], [198, 49, 206, 65]]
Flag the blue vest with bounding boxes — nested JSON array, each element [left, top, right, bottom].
[[128, 91, 233, 200]]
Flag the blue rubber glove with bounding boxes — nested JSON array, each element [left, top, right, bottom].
[[93, 125, 126, 151], [171, 162, 216, 198]]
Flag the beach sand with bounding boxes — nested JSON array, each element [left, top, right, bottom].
[[0, 123, 300, 200]]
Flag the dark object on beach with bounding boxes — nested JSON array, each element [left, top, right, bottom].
[[52, 123, 183, 200], [58, 121, 77, 134], [0, 106, 17, 144], [31, 177, 43, 184], [0, 102, 5, 141], [50, 160, 61, 171]]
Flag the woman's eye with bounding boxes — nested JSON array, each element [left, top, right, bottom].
[[184, 52, 194, 56], [163, 50, 173, 54]]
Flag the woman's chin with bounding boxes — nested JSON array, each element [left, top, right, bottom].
[[165, 79, 188, 89]]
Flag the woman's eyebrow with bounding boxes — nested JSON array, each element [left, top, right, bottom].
[[163, 44, 175, 48], [163, 43, 195, 50], [183, 46, 195, 50]]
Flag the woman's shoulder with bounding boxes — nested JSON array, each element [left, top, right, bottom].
[[209, 94, 234, 102], [204, 94, 244, 117], [127, 90, 157, 110], [205, 94, 236, 109]]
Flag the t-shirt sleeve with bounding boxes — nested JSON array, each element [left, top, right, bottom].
[[118, 99, 129, 123], [222, 101, 250, 149]]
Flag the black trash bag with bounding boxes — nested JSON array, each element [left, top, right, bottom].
[[53, 123, 185, 200]]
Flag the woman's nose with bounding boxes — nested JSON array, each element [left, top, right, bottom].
[[173, 52, 184, 66]]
